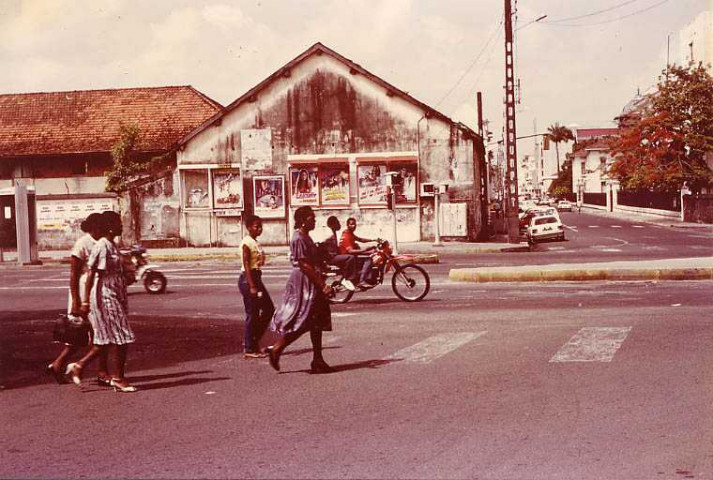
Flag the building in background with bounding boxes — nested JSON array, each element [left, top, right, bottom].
[[0, 86, 222, 249], [177, 43, 487, 246]]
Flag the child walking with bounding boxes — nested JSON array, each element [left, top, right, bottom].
[[238, 214, 275, 358]]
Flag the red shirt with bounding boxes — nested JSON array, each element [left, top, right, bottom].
[[339, 230, 359, 255]]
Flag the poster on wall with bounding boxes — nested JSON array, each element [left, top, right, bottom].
[[320, 164, 350, 206], [212, 169, 243, 209], [37, 198, 116, 233], [290, 166, 319, 206], [241, 129, 272, 171], [389, 163, 418, 204], [183, 170, 210, 208], [357, 164, 387, 205], [253, 176, 286, 218]]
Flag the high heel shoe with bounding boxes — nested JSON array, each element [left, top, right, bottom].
[[64, 363, 82, 386], [310, 360, 335, 374], [110, 379, 137, 393], [267, 346, 280, 372], [96, 375, 112, 387], [45, 364, 66, 384]]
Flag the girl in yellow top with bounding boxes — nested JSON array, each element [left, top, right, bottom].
[[239, 215, 275, 358]]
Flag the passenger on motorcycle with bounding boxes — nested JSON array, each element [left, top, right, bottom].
[[324, 216, 357, 292], [339, 217, 377, 288]]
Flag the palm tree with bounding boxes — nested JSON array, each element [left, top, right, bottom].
[[547, 123, 575, 175]]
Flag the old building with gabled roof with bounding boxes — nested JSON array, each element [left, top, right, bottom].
[[0, 86, 222, 249], [177, 42, 487, 246]]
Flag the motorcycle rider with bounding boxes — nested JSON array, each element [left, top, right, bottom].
[[339, 217, 376, 288], [324, 216, 356, 291]]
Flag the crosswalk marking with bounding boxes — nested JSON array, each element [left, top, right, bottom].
[[611, 225, 622, 228], [588, 225, 599, 228], [632, 225, 645, 228], [385, 332, 485, 364], [550, 327, 631, 363]]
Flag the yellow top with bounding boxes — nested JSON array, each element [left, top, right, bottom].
[[240, 235, 264, 271]]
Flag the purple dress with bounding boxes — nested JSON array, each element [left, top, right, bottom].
[[270, 230, 332, 334]]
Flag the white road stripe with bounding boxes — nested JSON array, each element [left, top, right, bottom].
[[588, 225, 599, 228], [632, 225, 645, 228], [385, 332, 486, 364], [611, 225, 622, 228], [550, 327, 631, 363]]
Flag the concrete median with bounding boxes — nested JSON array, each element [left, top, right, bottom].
[[450, 258, 713, 283]]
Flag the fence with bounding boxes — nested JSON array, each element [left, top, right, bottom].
[[617, 191, 678, 212], [684, 194, 713, 223], [583, 192, 606, 206]]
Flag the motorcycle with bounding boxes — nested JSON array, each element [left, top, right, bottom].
[[323, 239, 430, 304], [120, 245, 167, 294]]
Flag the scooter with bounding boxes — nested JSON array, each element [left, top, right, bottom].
[[120, 245, 167, 294]]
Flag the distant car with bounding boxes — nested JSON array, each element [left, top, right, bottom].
[[519, 207, 560, 232], [557, 200, 573, 212], [526, 215, 565, 243]]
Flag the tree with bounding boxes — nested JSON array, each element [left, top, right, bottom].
[[608, 62, 713, 192], [548, 157, 573, 197], [106, 123, 171, 193], [547, 123, 574, 175]]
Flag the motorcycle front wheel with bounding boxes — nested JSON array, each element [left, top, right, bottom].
[[391, 264, 430, 302], [144, 271, 167, 294]]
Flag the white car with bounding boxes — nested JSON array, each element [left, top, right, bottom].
[[557, 200, 573, 212], [526, 215, 565, 243]]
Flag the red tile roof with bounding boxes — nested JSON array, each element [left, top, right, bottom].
[[0, 86, 222, 157], [575, 127, 619, 141]]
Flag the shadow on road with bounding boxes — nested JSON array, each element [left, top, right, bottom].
[[0, 309, 245, 390], [277, 358, 401, 375]]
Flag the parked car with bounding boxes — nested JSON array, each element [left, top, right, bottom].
[[526, 214, 565, 243], [519, 207, 560, 232], [557, 200, 573, 212]]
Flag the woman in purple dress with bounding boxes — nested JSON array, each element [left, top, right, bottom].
[[267, 206, 335, 374]]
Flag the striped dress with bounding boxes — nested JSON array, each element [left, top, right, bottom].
[[87, 238, 135, 345]]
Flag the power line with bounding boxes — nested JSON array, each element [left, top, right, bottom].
[[434, 16, 504, 108], [545, 0, 642, 24], [545, 0, 671, 27]]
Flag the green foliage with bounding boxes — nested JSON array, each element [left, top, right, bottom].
[[609, 62, 713, 192], [547, 123, 574, 174], [548, 158, 573, 196], [106, 123, 171, 193]]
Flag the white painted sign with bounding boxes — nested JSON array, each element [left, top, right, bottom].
[[37, 197, 117, 232]]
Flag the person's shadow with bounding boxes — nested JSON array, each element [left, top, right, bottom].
[[280, 358, 402, 375]]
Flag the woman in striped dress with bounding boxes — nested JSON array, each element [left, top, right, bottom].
[[65, 211, 137, 392]]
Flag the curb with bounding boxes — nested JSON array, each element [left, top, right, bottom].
[[449, 267, 713, 283]]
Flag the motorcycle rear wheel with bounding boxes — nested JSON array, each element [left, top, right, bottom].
[[327, 279, 354, 304], [391, 264, 430, 302], [144, 271, 167, 294]]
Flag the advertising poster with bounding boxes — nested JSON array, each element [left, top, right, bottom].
[[290, 166, 319, 206], [212, 169, 243, 209], [253, 176, 286, 218], [320, 164, 350, 206], [357, 164, 387, 205], [183, 170, 210, 208], [241, 129, 272, 171], [390, 163, 418, 204]]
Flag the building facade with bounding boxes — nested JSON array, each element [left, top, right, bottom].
[[176, 43, 487, 246], [0, 86, 222, 249]]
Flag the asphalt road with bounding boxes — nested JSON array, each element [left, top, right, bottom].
[[2, 245, 712, 479]]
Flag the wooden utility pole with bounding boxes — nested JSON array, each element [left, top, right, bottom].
[[504, 0, 520, 242]]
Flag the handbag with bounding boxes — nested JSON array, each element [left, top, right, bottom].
[[53, 314, 91, 346]]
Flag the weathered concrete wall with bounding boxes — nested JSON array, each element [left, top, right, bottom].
[[179, 53, 483, 246], [124, 171, 181, 247]]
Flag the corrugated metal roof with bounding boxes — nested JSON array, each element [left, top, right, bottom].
[[0, 86, 222, 157]]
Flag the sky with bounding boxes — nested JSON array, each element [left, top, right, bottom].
[[0, 0, 708, 146]]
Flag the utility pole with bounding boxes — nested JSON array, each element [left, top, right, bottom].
[[504, 0, 520, 242]]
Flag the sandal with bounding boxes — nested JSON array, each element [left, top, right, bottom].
[[110, 378, 138, 393]]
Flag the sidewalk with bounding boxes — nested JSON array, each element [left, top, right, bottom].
[[0, 240, 530, 266]]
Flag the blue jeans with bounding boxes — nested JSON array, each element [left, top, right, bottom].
[[238, 270, 275, 353], [355, 255, 374, 284]]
